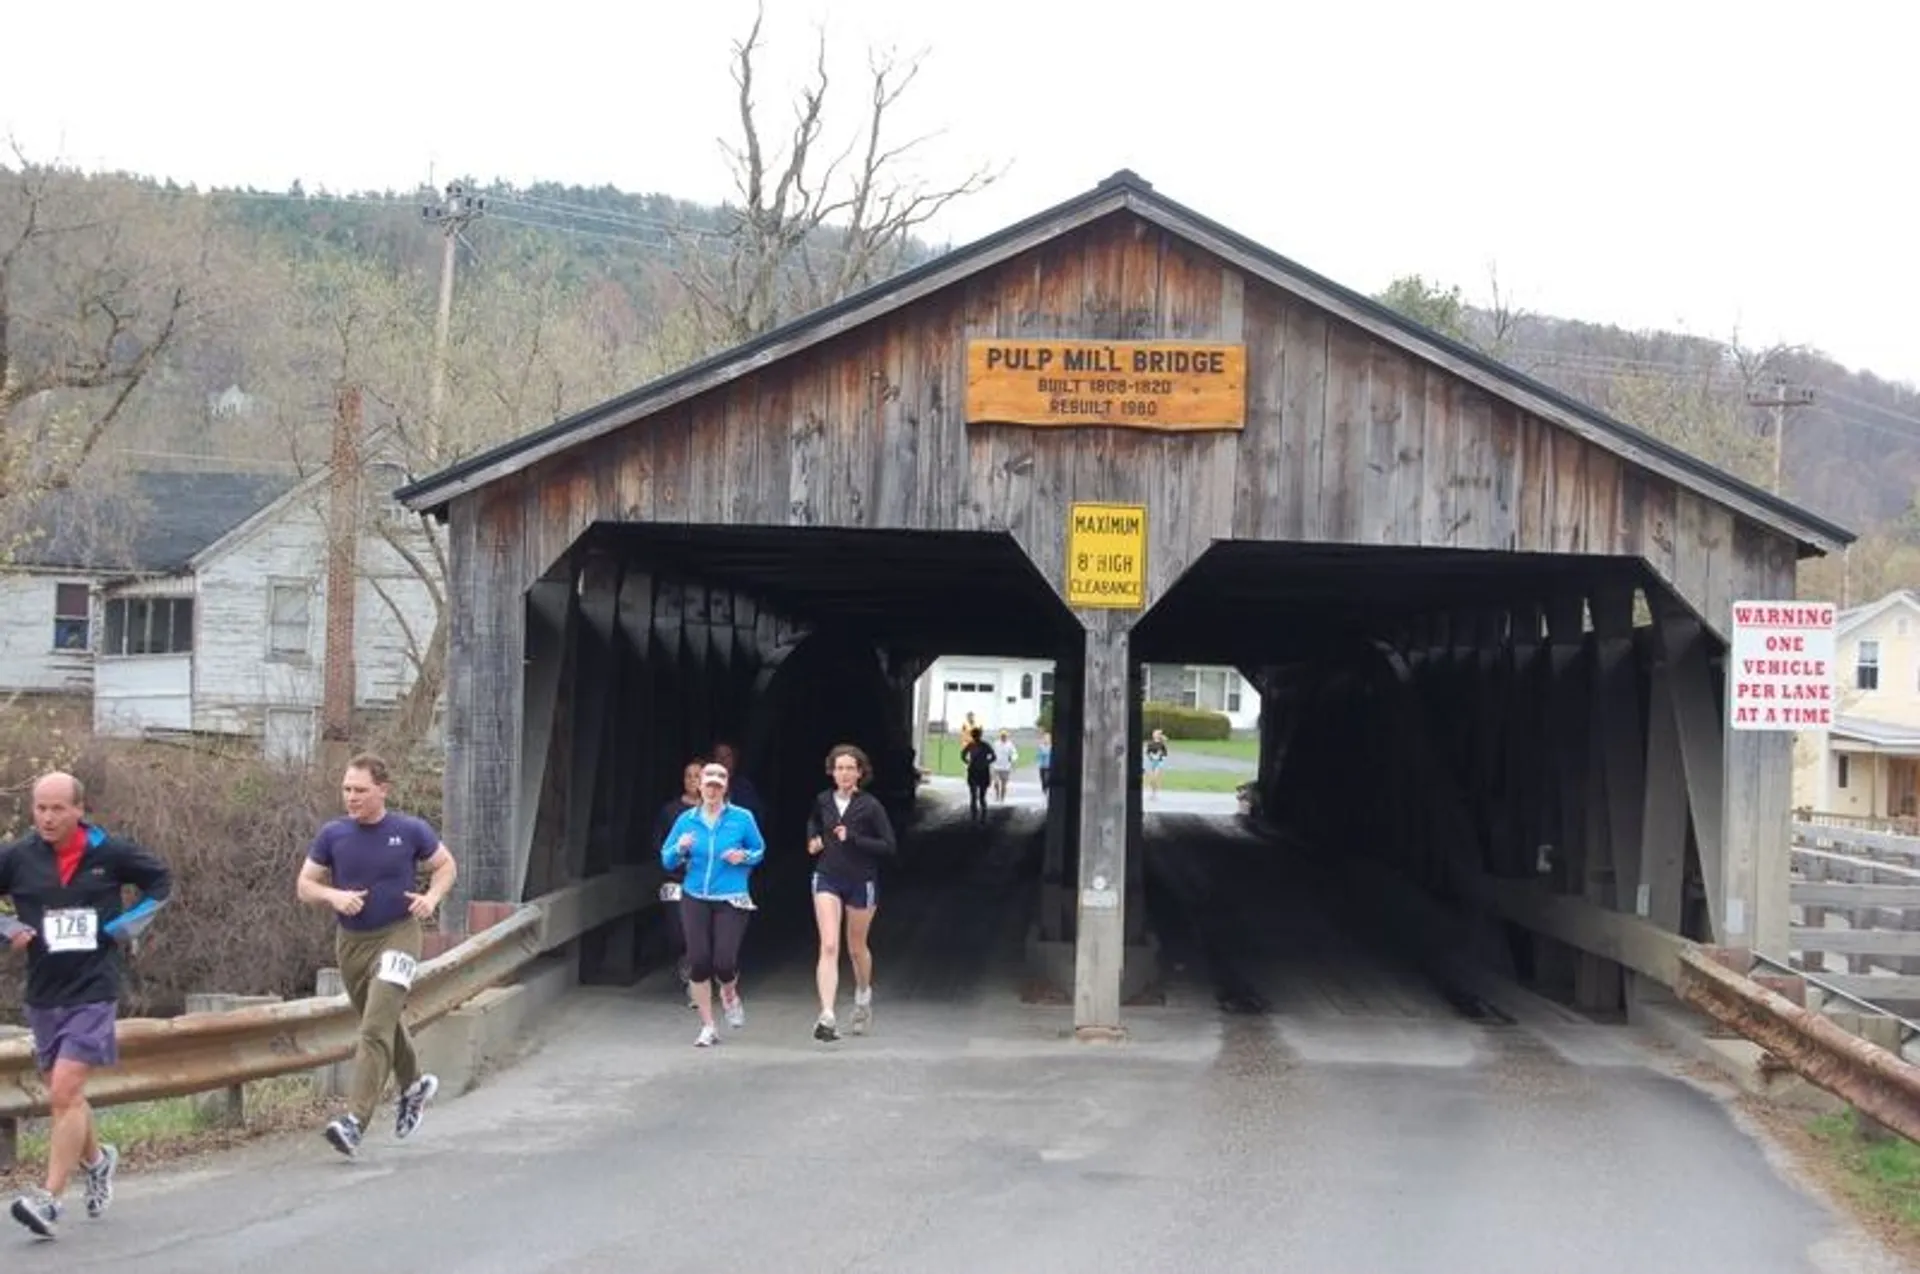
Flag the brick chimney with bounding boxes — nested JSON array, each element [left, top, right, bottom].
[[321, 385, 363, 772]]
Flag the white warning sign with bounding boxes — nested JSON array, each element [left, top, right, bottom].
[[1728, 600, 1837, 732]]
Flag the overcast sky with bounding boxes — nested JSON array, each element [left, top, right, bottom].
[[6, 1, 1914, 385]]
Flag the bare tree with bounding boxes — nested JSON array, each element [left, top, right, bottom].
[[0, 151, 198, 525], [681, 6, 999, 347], [1481, 263, 1528, 362]]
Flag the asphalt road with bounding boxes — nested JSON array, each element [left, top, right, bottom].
[[9, 804, 1907, 1273]]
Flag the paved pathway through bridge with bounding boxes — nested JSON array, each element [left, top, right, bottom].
[[14, 800, 1906, 1273]]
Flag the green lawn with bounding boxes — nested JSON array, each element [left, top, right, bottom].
[[1162, 737, 1259, 762], [918, 735, 1250, 793]]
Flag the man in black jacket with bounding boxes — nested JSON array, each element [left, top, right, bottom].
[[0, 770, 172, 1240], [805, 744, 897, 1042]]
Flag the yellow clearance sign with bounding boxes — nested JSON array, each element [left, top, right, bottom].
[[965, 340, 1246, 431], [1067, 503, 1147, 609]]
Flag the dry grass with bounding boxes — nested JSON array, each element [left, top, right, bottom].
[[0, 1076, 331, 1192]]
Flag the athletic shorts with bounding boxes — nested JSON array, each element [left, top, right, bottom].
[[25, 1000, 118, 1073], [811, 873, 877, 910]]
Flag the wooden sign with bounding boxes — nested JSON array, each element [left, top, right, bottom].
[[966, 340, 1246, 431], [1066, 503, 1147, 609]]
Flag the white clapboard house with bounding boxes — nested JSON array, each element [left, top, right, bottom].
[[0, 456, 440, 762]]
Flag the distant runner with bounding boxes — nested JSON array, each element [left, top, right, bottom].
[[1144, 729, 1169, 801], [661, 762, 766, 1047], [298, 752, 458, 1158], [1, 771, 172, 1240], [653, 756, 707, 1008], [805, 745, 897, 1041]]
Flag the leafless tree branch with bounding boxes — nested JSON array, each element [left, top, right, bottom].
[[677, 7, 998, 349]]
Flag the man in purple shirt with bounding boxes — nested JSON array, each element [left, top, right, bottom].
[[297, 752, 458, 1157]]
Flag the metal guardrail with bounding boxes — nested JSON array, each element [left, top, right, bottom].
[[1675, 944, 1920, 1142], [1445, 865, 1920, 1139], [0, 868, 649, 1121], [1749, 950, 1920, 1050]]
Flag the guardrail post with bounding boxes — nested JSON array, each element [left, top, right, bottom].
[[310, 969, 349, 1100], [185, 993, 280, 1126]]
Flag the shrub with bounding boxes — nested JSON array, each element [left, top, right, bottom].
[[0, 716, 446, 1020], [1028, 699, 1226, 740], [1142, 701, 1231, 741]]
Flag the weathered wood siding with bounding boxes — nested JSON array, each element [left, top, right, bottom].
[[0, 574, 96, 694], [459, 212, 1791, 643], [443, 209, 1803, 909]]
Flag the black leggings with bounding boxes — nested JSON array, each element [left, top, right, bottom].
[[679, 896, 750, 985]]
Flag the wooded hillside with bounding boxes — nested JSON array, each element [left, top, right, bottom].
[[5, 165, 1915, 603]]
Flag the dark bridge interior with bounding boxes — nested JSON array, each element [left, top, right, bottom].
[[535, 522, 1713, 1016]]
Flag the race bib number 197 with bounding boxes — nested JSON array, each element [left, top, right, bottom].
[[375, 949, 418, 989], [43, 908, 98, 954]]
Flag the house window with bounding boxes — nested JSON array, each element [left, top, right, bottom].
[[268, 581, 312, 659], [1039, 670, 1055, 716], [1020, 673, 1034, 700], [1858, 640, 1881, 691], [1226, 674, 1243, 714], [52, 583, 90, 651], [1186, 668, 1232, 712], [103, 598, 194, 656], [1838, 754, 1851, 789]]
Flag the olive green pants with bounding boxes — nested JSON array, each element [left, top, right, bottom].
[[337, 916, 423, 1127]]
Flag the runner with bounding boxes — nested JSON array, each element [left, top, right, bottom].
[[0, 770, 172, 1240], [652, 756, 706, 1008], [297, 752, 458, 1158], [961, 727, 994, 823], [660, 761, 765, 1047], [1144, 728, 1170, 801], [990, 729, 1018, 803], [805, 744, 897, 1042]]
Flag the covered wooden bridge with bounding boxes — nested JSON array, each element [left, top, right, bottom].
[[396, 171, 1851, 1035]]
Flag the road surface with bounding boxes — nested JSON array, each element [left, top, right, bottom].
[[14, 802, 1906, 1273]]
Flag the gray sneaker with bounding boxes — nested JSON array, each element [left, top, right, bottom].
[[10, 1190, 60, 1239], [395, 1074, 439, 1140], [722, 988, 745, 1029], [84, 1143, 119, 1218], [324, 1113, 363, 1158], [851, 1001, 872, 1036]]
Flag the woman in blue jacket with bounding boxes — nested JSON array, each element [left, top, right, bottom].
[[660, 761, 767, 1047]]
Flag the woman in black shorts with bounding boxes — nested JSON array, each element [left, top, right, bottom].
[[805, 744, 897, 1042]]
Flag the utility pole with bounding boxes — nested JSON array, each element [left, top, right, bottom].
[[420, 181, 487, 459], [1747, 375, 1815, 496]]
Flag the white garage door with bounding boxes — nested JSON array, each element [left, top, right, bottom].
[[941, 670, 1001, 732]]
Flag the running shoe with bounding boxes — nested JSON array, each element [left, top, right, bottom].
[[814, 1014, 840, 1043], [324, 1113, 363, 1158], [722, 987, 745, 1029], [10, 1191, 59, 1239], [695, 1024, 720, 1048], [83, 1143, 118, 1218], [395, 1074, 440, 1140]]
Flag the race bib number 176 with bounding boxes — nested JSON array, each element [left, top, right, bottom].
[[43, 908, 98, 954]]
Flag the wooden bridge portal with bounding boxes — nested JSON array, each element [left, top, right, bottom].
[[398, 171, 1851, 1035]]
